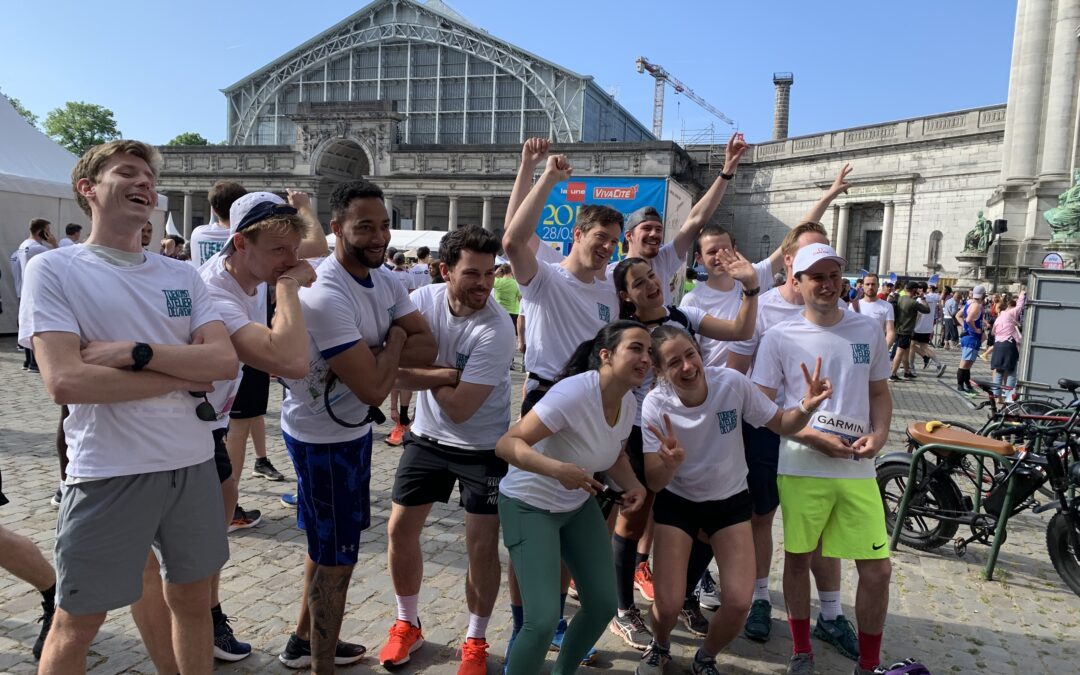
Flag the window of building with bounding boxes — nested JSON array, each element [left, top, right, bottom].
[[758, 234, 771, 261], [928, 230, 943, 267]]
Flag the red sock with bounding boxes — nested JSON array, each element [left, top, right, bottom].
[[858, 630, 883, 670], [788, 618, 812, 654]]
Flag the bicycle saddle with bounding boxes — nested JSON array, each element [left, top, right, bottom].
[[906, 422, 1016, 456], [1059, 378, 1079, 392]]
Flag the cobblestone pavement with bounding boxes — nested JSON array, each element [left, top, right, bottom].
[[1, 336, 1078, 674]]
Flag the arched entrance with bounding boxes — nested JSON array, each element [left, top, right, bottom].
[[313, 138, 372, 227]]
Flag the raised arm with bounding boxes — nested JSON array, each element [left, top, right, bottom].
[[696, 249, 758, 342], [288, 189, 330, 259], [671, 133, 749, 259], [502, 155, 572, 286], [34, 331, 216, 405], [505, 138, 550, 255], [764, 163, 853, 272], [230, 263, 318, 379]]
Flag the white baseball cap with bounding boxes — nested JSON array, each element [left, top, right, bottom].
[[972, 284, 987, 299], [221, 192, 297, 255], [793, 243, 847, 277]]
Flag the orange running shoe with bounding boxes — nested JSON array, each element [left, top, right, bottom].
[[387, 423, 408, 447], [633, 561, 655, 602], [457, 637, 489, 675], [379, 619, 424, 666]]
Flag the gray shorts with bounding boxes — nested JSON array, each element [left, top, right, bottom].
[[55, 458, 229, 615]]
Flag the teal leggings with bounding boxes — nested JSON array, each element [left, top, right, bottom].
[[500, 495, 617, 675]]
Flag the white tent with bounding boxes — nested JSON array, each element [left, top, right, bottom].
[[0, 94, 167, 334]]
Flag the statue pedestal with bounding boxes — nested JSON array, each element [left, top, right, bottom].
[[1044, 239, 1080, 270], [955, 252, 988, 288]]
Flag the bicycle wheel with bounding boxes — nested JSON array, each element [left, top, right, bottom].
[[878, 462, 962, 551], [1046, 512, 1080, 597]]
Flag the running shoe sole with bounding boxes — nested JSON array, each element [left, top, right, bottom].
[[380, 637, 424, 667]]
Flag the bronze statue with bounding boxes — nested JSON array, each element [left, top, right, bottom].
[[1044, 169, 1080, 240], [962, 210, 994, 253]]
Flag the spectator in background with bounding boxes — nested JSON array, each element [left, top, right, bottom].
[[410, 246, 433, 290], [941, 287, 959, 350], [159, 234, 186, 259], [991, 291, 1025, 402], [493, 263, 521, 329], [60, 224, 83, 247], [12, 218, 57, 372]]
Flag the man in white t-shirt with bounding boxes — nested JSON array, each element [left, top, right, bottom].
[[856, 274, 895, 347], [189, 181, 247, 267], [908, 281, 946, 377], [726, 165, 859, 652], [197, 190, 325, 661], [379, 226, 514, 673], [506, 135, 749, 304], [409, 245, 433, 289], [20, 139, 239, 672], [277, 179, 436, 672], [60, 223, 83, 247], [12, 218, 58, 371], [752, 243, 893, 675]]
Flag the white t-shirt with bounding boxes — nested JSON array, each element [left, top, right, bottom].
[[519, 261, 617, 381], [410, 284, 515, 450], [198, 254, 264, 429], [751, 311, 891, 479], [915, 292, 940, 334], [643, 367, 778, 501], [18, 246, 223, 479], [188, 223, 232, 268], [679, 259, 775, 367], [391, 267, 416, 292], [631, 305, 707, 425], [59, 238, 76, 247], [11, 237, 52, 297], [281, 258, 416, 444], [409, 262, 431, 289], [607, 243, 683, 305], [499, 371, 636, 512], [859, 298, 895, 334]]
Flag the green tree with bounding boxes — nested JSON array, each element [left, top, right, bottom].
[[166, 132, 210, 146], [6, 96, 39, 127], [43, 101, 121, 156]]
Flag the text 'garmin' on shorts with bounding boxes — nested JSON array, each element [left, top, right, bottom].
[[53, 459, 229, 614], [777, 475, 889, 560], [392, 433, 507, 515], [284, 430, 373, 566]]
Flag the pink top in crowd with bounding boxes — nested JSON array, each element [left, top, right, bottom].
[[993, 292, 1025, 344]]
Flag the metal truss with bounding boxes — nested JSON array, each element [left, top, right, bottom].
[[230, 14, 579, 145]]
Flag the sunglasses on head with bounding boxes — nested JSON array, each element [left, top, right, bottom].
[[189, 392, 218, 422]]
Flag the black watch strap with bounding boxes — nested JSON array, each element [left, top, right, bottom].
[[131, 342, 153, 371], [742, 286, 761, 298], [720, 170, 736, 180]]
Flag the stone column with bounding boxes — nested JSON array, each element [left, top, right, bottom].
[[415, 195, 426, 230], [448, 196, 459, 231], [829, 204, 840, 244], [182, 192, 193, 239], [1039, 0, 1080, 182], [481, 196, 493, 231], [835, 203, 851, 260], [307, 194, 320, 230], [878, 201, 895, 276], [1000, 0, 1028, 176], [384, 195, 394, 227], [1005, 0, 1053, 182]]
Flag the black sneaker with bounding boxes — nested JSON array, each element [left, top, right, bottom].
[[608, 606, 651, 650], [680, 598, 709, 637], [213, 614, 252, 662], [252, 457, 286, 481], [903, 371, 917, 379], [32, 600, 54, 660], [228, 504, 262, 533], [691, 649, 722, 675], [279, 633, 367, 669], [889, 375, 902, 382]]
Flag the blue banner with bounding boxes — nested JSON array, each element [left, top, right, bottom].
[[538, 177, 668, 258]]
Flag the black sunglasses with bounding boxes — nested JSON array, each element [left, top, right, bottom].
[[189, 392, 218, 422]]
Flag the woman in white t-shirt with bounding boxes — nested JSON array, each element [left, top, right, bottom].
[[607, 254, 761, 636], [496, 321, 650, 675], [635, 326, 831, 674]]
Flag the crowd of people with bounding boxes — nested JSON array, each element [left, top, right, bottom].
[[0, 132, 1013, 675]]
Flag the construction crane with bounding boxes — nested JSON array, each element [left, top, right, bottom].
[[635, 56, 735, 139]]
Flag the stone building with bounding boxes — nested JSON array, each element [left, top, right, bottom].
[[159, 0, 1080, 281]]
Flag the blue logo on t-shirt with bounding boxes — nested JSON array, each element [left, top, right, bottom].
[[162, 289, 192, 317], [598, 303, 611, 322], [851, 343, 871, 364], [716, 409, 738, 434], [455, 352, 470, 369]]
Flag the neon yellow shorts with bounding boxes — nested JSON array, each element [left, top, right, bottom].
[[777, 475, 889, 560]]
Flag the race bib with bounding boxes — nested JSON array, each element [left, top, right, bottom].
[[276, 342, 351, 416], [810, 410, 867, 444]]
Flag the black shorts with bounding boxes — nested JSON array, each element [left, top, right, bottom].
[[991, 339, 1019, 372], [392, 433, 508, 515], [742, 421, 780, 515], [212, 428, 233, 483], [895, 334, 913, 350], [521, 381, 549, 417], [652, 488, 753, 539], [913, 332, 932, 344], [229, 365, 270, 419], [0, 467, 9, 507], [624, 425, 646, 487]]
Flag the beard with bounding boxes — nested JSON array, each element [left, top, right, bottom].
[[341, 239, 384, 269]]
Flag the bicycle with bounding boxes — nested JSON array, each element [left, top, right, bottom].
[[877, 378, 1080, 595]]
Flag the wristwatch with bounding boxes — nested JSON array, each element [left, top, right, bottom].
[[720, 170, 736, 181], [131, 342, 154, 371], [742, 286, 761, 298]]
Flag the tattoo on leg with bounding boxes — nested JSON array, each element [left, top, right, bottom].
[[308, 566, 352, 667]]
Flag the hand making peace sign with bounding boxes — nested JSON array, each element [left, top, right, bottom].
[[799, 357, 833, 412], [646, 413, 686, 470]]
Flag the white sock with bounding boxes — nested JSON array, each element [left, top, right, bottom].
[[752, 578, 770, 602], [819, 590, 842, 621], [466, 612, 490, 640], [396, 594, 419, 626]]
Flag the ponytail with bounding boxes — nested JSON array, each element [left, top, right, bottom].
[[555, 319, 648, 381]]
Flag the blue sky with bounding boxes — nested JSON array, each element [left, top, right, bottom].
[[1, 0, 1017, 145]]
